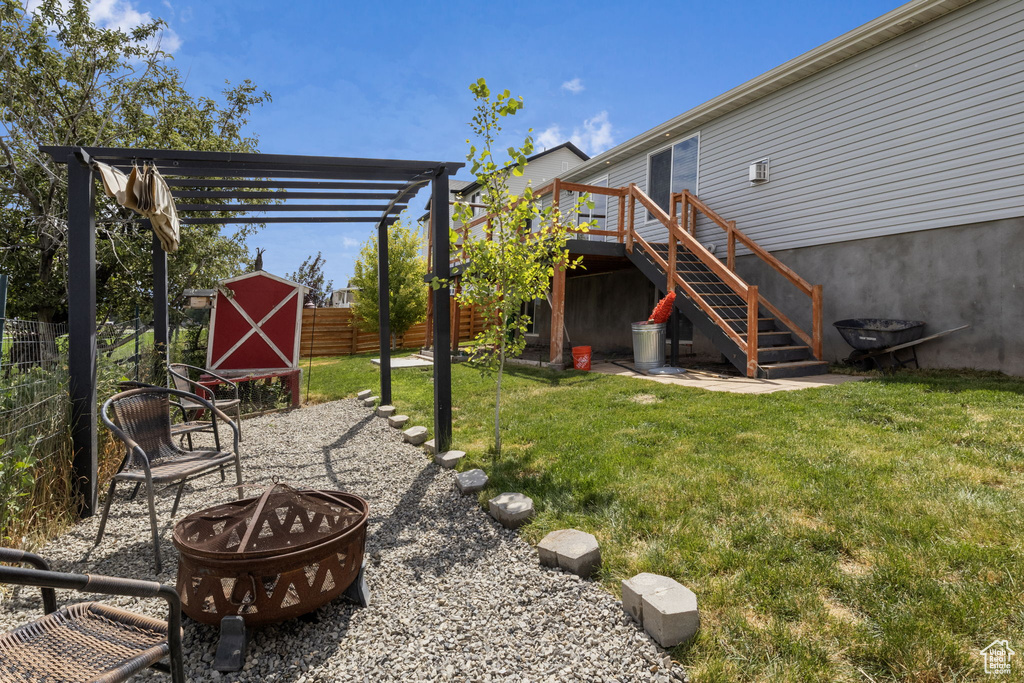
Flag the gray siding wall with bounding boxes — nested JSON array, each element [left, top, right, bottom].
[[567, 0, 1024, 252]]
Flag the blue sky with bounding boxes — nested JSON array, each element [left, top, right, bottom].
[[101, 0, 905, 288]]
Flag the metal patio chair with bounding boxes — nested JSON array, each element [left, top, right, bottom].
[[0, 547, 185, 682], [168, 363, 243, 440], [118, 379, 213, 447], [97, 387, 244, 573]]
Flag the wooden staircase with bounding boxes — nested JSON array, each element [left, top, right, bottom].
[[428, 178, 828, 378], [628, 243, 828, 378]]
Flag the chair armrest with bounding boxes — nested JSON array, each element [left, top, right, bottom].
[[0, 548, 57, 614], [0, 564, 184, 680], [100, 397, 154, 474], [165, 388, 240, 456]]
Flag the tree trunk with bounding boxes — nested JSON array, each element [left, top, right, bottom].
[[494, 342, 504, 456]]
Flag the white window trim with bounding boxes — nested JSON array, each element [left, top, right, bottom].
[[577, 175, 609, 240], [644, 132, 700, 225]]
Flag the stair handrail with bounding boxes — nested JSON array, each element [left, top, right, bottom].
[[628, 185, 753, 361], [674, 190, 823, 360]]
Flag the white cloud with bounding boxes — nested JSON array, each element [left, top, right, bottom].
[[341, 236, 361, 249], [535, 125, 564, 152], [561, 78, 584, 95], [535, 111, 615, 155], [26, 0, 182, 53]]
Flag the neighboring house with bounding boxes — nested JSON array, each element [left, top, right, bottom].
[[421, 142, 588, 242], [527, 0, 1022, 376], [331, 286, 359, 308]]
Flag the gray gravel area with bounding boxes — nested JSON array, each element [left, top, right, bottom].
[[0, 399, 686, 682]]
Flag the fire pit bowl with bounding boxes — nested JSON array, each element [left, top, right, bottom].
[[173, 483, 368, 626]]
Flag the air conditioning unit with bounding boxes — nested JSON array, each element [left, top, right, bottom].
[[749, 158, 770, 184]]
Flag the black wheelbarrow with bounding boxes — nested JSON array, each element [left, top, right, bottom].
[[834, 318, 969, 370]]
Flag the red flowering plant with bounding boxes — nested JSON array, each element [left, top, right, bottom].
[[647, 292, 676, 324]]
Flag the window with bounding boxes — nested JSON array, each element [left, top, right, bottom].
[[471, 191, 481, 216], [521, 299, 540, 335], [646, 135, 699, 220], [577, 175, 608, 239]]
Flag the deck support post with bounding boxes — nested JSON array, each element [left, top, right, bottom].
[[670, 304, 680, 367], [549, 262, 566, 369], [431, 170, 453, 452], [67, 153, 98, 516], [377, 218, 392, 405]]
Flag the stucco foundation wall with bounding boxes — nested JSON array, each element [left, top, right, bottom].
[[531, 269, 657, 354], [731, 217, 1024, 376]]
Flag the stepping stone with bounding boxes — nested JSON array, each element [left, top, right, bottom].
[[403, 426, 429, 446], [361, 396, 378, 407], [388, 414, 409, 429], [642, 584, 699, 648], [455, 469, 488, 494], [434, 450, 466, 469], [357, 389, 372, 400], [423, 438, 436, 455], [376, 405, 395, 418], [488, 492, 534, 529], [621, 573, 679, 625], [538, 529, 601, 578]]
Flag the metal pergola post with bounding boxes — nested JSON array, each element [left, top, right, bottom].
[[67, 152, 98, 516], [431, 169, 452, 452], [377, 219, 391, 405], [151, 229, 169, 373]]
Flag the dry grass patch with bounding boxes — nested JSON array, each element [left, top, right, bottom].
[[629, 393, 660, 405]]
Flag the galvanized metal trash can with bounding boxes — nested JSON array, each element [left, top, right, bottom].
[[631, 321, 665, 371]]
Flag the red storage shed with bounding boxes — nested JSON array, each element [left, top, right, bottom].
[[206, 271, 308, 372]]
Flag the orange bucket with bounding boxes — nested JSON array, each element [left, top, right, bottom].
[[571, 346, 592, 371]]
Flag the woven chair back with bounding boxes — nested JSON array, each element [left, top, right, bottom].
[[111, 391, 181, 465], [168, 364, 192, 393]]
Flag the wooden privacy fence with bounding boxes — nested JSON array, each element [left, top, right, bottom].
[[300, 302, 486, 358]]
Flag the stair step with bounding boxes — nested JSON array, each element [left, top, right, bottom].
[[758, 360, 830, 379], [758, 345, 812, 363], [757, 330, 793, 347], [725, 317, 777, 332]]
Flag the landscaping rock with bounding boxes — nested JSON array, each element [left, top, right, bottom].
[[642, 585, 699, 648], [376, 405, 395, 418], [488, 492, 534, 529], [434, 450, 466, 469], [402, 426, 429, 446], [423, 438, 437, 455], [538, 529, 601, 578], [356, 389, 372, 400], [388, 414, 409, 429], [455, 469, 488, 494], [361, 396, 378, 407], [621, 572, 679, 624]]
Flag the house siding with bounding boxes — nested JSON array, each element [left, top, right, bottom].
[[565, 0, 1024, 253]]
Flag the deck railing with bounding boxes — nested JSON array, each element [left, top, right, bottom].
[[427, 180, 821, 375]]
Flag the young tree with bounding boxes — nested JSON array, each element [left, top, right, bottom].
[[287, 252, 334, 307], [0, 0, 270, 325], [449, 79, 591, 455], [350, 219, 428, 348]]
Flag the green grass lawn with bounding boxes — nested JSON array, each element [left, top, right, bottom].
[[304, 353, 1024, 682]]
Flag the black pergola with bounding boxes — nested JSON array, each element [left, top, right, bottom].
[[41, 146, 462, 516]]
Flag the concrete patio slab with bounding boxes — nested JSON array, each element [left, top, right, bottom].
[[371, 357, 433, 368], [589, 361, 863, 394]]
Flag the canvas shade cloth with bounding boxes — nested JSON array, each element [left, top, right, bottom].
[[93, 161, 180, 252]]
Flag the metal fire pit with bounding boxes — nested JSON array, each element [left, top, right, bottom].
[[173, 483, 369, 627]]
